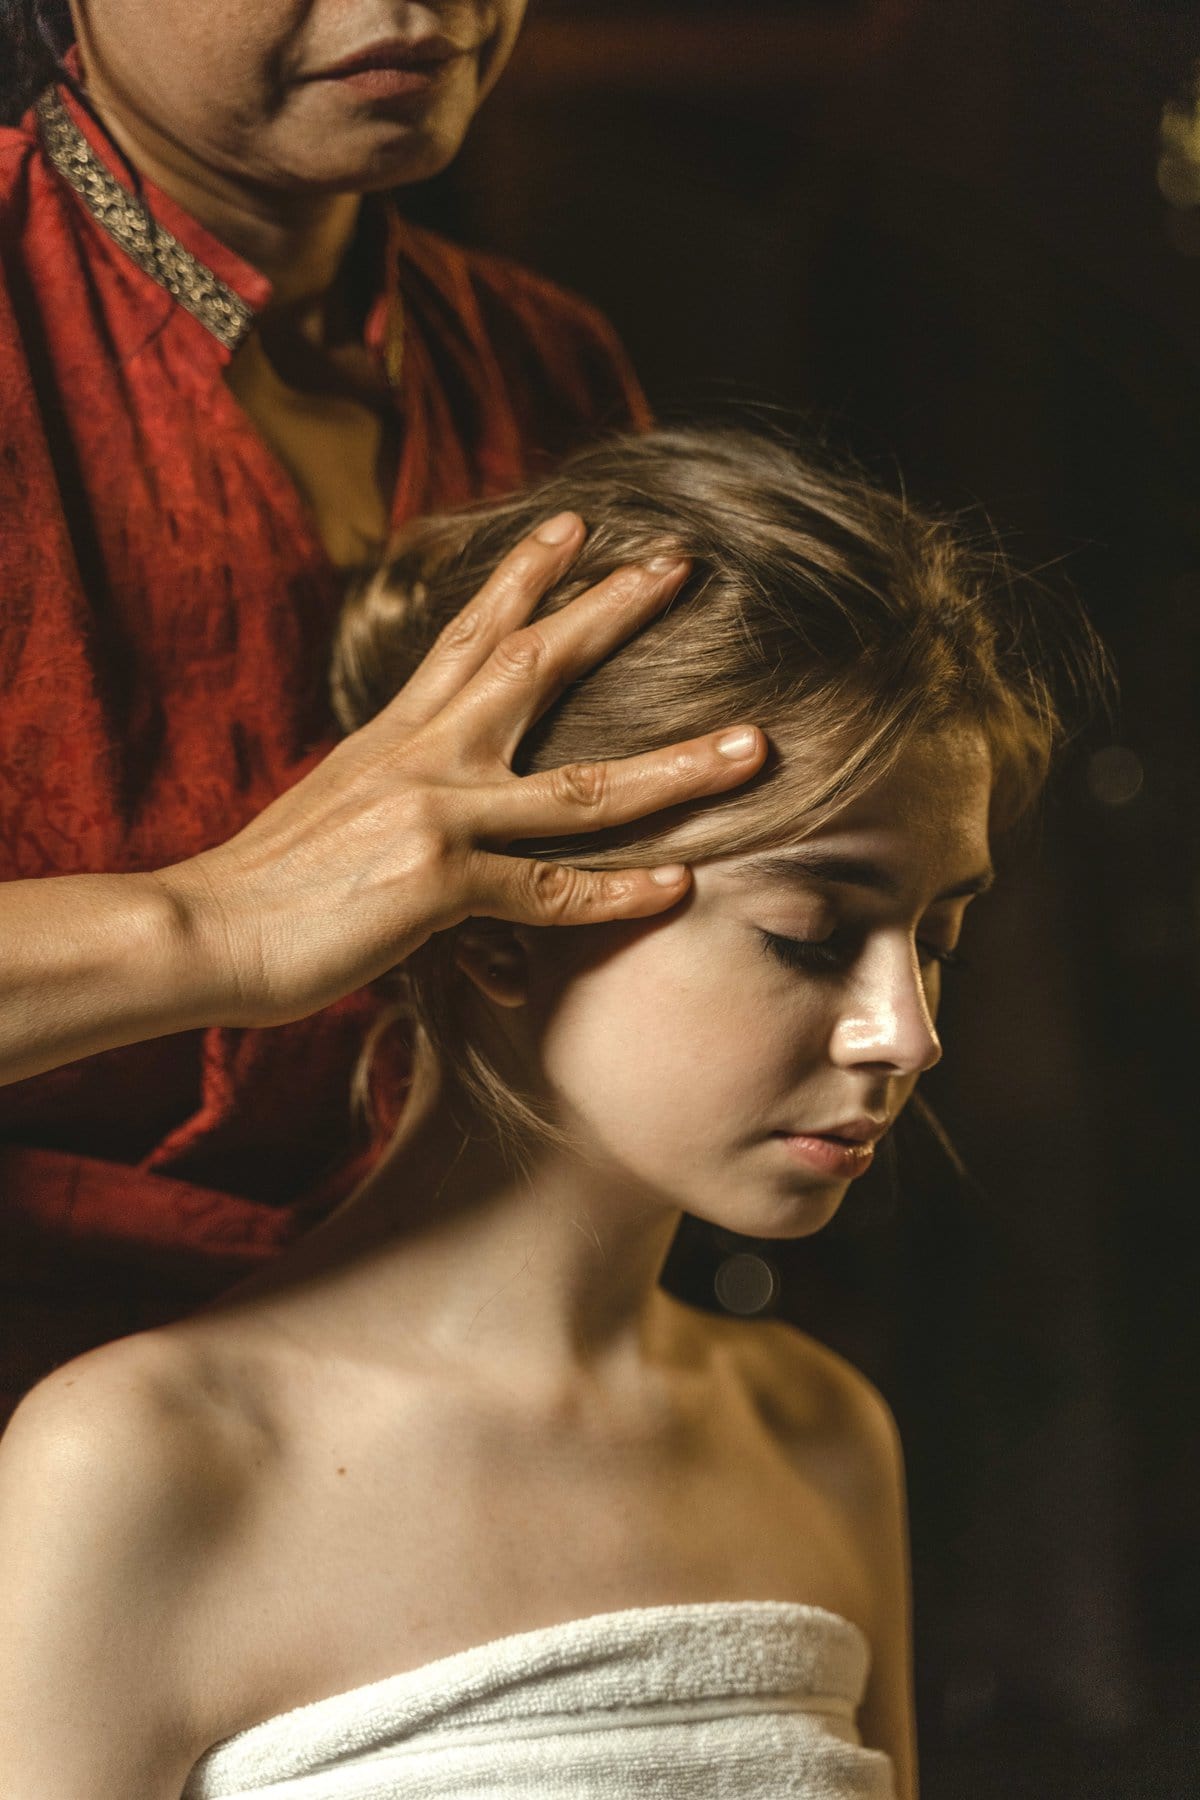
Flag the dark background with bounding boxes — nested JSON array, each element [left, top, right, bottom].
[[410, 2, 1200, 1794]]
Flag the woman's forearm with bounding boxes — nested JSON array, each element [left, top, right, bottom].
[[0, 871, 215, 1085], [0, 526, 766, 1090]]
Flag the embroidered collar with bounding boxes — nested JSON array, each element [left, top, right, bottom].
[[35, 82, 406, 386], [35, 85, 256, 352]]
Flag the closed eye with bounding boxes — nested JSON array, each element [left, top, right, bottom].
[[757, 929, 969, 975]]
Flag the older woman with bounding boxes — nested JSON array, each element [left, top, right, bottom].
[[0, 0, 767, 1422]]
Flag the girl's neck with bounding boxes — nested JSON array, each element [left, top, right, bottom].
[[225, 1071, 689, 1403]]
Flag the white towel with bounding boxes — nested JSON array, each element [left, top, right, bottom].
[[181, 1600, 896, 1798]]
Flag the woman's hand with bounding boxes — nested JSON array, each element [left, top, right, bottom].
[[155, 513, 767, 1029], [0, 515, 766, 1082]]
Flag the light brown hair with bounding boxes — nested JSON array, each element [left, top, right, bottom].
[[332, 425, 1112, 1162]]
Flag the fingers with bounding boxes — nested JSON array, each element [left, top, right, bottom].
[[374, 512, 586, 731], [433, 555, 693, 764], [474, 726, 768, 844], [469, 854, 696, 929]]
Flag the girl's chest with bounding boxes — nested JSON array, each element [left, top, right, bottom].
[[198, 1376, 874, 1746]]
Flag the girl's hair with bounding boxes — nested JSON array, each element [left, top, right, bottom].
[[332, 425, 1113, 1164], [0, 1, 72, 125]]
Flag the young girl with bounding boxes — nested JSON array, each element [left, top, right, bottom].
[[0, 427, 1106, 1799]]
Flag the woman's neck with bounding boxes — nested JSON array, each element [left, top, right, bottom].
[[73, 52, 361, 310]]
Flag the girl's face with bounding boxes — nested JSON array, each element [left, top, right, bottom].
[[511, 726, 996, 1240], [70, 1, 526, 191]]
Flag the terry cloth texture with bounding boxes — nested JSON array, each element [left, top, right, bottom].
[[181, 1600, 896, 1799]]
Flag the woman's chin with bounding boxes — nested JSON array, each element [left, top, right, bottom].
[[272, 84, 478, 192]]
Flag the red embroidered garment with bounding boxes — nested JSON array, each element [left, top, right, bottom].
[[0, 81, 649, 1416]]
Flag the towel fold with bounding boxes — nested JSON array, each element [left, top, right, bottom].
[[182, 1600, 896, 1798]]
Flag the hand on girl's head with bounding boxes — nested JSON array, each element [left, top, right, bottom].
[[157, 422, 1104, 1119], [153, 510, 768, 1035], [358, 511, 772, 928]]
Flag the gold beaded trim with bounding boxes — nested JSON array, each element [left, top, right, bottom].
[[36, 87, 255, 351]]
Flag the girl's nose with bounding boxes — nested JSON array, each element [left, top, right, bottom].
[[828, 935, 944, 1076]]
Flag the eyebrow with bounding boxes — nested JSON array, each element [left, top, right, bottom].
[[735, 849, 996, 904]]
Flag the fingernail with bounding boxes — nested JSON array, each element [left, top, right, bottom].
[[649, 864, 688, 886], [536, 511, 581, 546], [644, 554, 689, 576], [716, 727, 759, 759]]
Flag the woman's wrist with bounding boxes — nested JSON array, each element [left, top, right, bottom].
[[144, 857, 261, 1032], [0, 867, 239, 1086]]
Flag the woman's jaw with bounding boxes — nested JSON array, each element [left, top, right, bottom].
[[67, 2, 527, 265]]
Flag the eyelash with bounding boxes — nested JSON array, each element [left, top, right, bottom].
[[758, 930, 970, 976]]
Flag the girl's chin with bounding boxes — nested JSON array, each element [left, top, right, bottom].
[[699, 1185, 848, 1244]]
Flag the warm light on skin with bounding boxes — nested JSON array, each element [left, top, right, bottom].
[[485, 725, 996, 1244]]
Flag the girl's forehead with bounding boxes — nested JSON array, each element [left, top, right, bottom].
[[705, 838, 995, 904], [701, 738, 995, 902]]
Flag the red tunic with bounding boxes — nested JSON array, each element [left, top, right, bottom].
[[0, 81, 648, 1416]]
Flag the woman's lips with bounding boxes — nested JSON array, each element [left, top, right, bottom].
[[773, 1132, 877, 1179], [305, 39, 465, 99], [325, 65, 452, 98]]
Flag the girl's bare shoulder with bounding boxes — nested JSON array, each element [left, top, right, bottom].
[[1, 1323, 272, 1491], [0, 1324, 275, 1641], [0, 1328, 271, 1797], [691, 1303, 903, 1496]]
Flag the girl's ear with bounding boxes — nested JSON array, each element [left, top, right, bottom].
[[451, 923, 530, 1009]]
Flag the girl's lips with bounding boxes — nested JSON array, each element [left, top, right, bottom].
[[773, 1132, 877, 1179]]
